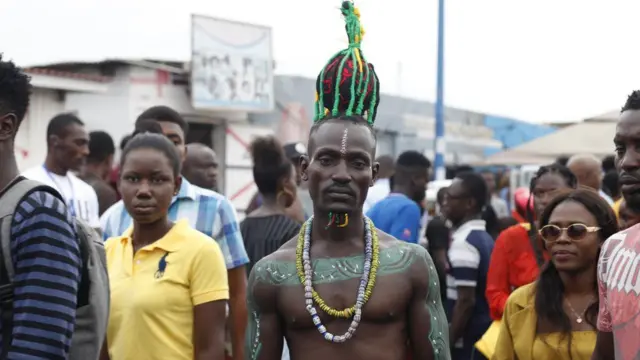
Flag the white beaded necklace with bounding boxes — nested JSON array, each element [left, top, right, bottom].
[[301, 216, 374, 342]]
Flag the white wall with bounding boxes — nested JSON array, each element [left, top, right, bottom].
[[65, 67, 131, 150], [15, 88, 65, 171], [15, 63, 259, 213]]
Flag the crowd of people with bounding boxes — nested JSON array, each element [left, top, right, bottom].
[[1, 2, 640, 360]]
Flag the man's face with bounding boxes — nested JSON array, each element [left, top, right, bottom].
[[482, 172, 496, 196], [616, 110, 640, 212], [301, 120, 378, 214], [442, 178, 471, 224], [411, 166, 429, 203], [183, 146, 219, 190], [157, 121, 186, 163], [52, 123, 90, 171]]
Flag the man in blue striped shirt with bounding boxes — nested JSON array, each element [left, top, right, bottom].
[[100, 106, 250, 360], [0, 55, 82, 359]]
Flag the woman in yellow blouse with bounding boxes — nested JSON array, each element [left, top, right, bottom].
[[100, 133, 229, 360], [493, 189, 618, 360]]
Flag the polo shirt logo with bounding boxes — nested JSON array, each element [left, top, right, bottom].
[[155, 253, 170, 279]]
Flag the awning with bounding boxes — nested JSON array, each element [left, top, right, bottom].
[[483, 121, 617, 165]]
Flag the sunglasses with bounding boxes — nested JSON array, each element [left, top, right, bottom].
[[538, 224, 600, 244]]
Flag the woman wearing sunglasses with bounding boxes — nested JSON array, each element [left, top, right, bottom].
[[486, 164, 578, 321], [493, 189, 618, 360]]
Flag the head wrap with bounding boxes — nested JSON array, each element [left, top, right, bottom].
[[314, 1, 381, 125]]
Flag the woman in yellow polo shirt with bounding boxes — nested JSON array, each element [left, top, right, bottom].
[[99, 133, 229, 360], [493, 189, 618, 360]]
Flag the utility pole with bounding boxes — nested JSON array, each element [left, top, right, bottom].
[[434, 0, 446, 180]]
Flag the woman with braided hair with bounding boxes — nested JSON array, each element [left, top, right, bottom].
[[244, 2, 449, 360]]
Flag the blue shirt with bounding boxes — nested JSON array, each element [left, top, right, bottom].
[[101, 179, 249, 269], [4, 190, 81, 359], [446, 219, 494, 350], [367, 193, 421, 244]]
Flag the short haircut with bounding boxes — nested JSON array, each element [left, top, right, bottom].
[[136, 105, 188, 134], [0, 54, 31, 128], [396, 151, 431, 169], [88, 131, 115, 163], [393, 151, 431, 186], [120, 133, 181, 178], [376, 155, 395, 177], [602, 155, 615, 173], [456, 171, 488, 212], [132, 119, 164, 137], [308, 115, 377, 154], [310, 114, 376, 139], [621, 90, 640, 112], [555, 156, 569, 167], [46, 113, 84, 140]]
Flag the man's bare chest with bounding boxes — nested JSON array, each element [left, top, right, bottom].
[[279, 272, 413, 330]]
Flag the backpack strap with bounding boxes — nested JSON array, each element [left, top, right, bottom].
[[0, 179, 63, 357]]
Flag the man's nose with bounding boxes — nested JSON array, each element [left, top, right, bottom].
[[331, 161, 351, 184], [621, 148, 640, 171]]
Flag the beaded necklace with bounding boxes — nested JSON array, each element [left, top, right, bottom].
[[295, 216, 380, 342]]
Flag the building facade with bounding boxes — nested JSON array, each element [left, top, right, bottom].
[[16, 61, 555, 217]]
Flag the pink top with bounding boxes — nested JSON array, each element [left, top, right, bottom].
[[597, 225, 640, 359]]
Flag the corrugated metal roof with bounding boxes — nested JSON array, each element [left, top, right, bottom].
[[28, 58, 187, 74], [23, 68, 111, 83]]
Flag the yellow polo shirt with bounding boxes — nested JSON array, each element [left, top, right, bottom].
[[105, 220, 229, 360]]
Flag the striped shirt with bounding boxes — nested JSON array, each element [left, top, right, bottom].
[[446, 219, 493, 350], [4, 190, 81, 359], [101, 178, 249, 269], [241, 214, 301, 274]]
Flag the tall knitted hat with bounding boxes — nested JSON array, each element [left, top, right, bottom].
[[314, 1, 381, 125]]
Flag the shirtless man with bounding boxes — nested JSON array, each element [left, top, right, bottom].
[[244, 3, 449, 360]]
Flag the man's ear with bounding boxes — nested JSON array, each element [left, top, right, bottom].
[[300, 155, 310, 182], [370, 161, 380, 187], [48, 132, 64, 149], [0, 113, 17, 142], [174, 175, 183, 196]]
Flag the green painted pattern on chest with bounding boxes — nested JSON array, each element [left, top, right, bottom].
[[253, 243, 417, 286]]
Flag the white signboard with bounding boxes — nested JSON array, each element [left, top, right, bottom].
[[191, 14, 274, 112]]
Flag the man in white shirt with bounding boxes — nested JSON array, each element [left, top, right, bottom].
[[363, 154, 394, 213], [22, 113, 100, 228]]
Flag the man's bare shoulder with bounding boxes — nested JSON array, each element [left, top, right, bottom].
[[374, 228, 434, 276], [250, 238, 298, 287]]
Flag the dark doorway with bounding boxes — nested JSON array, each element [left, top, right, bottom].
[[186, 122, 214, 147]]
